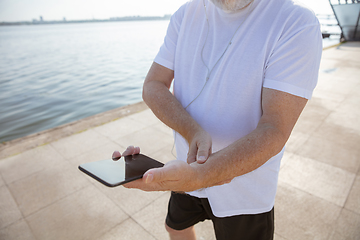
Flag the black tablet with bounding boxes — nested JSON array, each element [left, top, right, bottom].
[[78, 154, 164, 187]]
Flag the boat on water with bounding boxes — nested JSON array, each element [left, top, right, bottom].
[[329, 0, 360, 41]]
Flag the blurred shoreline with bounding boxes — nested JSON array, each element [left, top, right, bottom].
[[0, 15, 171, 26]]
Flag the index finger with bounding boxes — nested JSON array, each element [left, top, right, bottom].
[[122, 146, 140, 156]]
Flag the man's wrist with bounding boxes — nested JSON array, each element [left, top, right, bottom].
[[184, 123, 204, 144], [190, 161, 210, 190]]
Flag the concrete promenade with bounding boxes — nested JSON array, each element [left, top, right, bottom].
[[0, 42, 359, 239]]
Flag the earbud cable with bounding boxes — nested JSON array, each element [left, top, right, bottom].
[[171, 0, 254, 158]]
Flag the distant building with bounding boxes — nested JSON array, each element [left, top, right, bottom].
[[40, 16, 43, 22]]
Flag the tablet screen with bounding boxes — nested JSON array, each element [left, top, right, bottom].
[[79, 154, 164, 187]]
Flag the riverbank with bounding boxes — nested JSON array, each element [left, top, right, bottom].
[[0, 42, 359, 239], [0, 15, 171, 26], [0, 102, 148, 159]]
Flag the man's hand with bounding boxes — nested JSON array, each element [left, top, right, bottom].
[[112, 146, 232, 192], [112, 146, 200, 192], [123, 160, 202, 192], [124, 158, 234, 192], [187, 130, 212, 164]]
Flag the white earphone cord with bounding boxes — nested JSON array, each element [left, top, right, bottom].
[[185, 0, 254, 109], [171, 0, 254, 158]]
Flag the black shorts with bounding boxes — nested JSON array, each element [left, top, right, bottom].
[[166, 192, 274, 240]]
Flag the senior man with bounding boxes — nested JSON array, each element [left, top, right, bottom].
[[113, 0, 322, 239]]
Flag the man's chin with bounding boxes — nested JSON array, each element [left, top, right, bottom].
[[209, 0, 253, 12]]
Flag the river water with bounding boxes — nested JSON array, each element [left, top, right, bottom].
[[0, 20, 169, 143], [0, 19, 340, 143]]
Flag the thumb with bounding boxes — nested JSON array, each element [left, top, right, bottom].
[[143, 168, 165, 184], [196, 145, 211, 164]]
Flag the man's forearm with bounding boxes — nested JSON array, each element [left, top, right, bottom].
[[143, 80, 203, 143], [142, 62, 213, 163]]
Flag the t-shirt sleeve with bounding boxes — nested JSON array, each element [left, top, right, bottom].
[[154, 3, 187, 70], [263, 16, 323, 99]]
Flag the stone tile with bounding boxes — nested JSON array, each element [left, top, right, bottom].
[[291, 99, 330, 135], [0, 220, 36, 240], [0, 174, 4, 187], [309, 94, 342, 112], [50, 129, 112, 160], [326, 108, 360, 134], [274, 183, 342, 240], [305, 121, 360, 173], [93, 116, 148, 141], [274, 233, 287, 240], [318, 67, 338, 78], [347, 70, 360, 82], [345, 176, 360, 214], [67, 140, 123, 168], [311, 89, 347, 106], [98, 218, 156, 240], [195, 220, 216, 240], [335, 96, 360, 117], [151, 121, 174, 137], [305, 115, 360, 172], [0, 186, 23, 229], [8, 160, 89, 217], [151, 144, 177, 164], [26, 185, 129, 240], [328, 231, 343, 240], [133, 192, 171, 240], [343, 88, 360, 107], [315, 116, 360, 149], [316, 75, 358, 96], [279, 154, 355, 206], [128, 109, 162, 127], [305, 94, 337, 112], [114, 127, 174, 156], [95, 184, 167, 216], [0, 144, 66, 184], [285, 131, 310, 154], [318, 58, 341, 71], [280, 151, 294, 169], [328, 209, 360, 240]]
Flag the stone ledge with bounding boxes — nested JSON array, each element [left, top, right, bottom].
[[0, 101, 148, 159]]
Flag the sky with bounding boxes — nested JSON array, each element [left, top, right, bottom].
[[0, 0, 334, 22]]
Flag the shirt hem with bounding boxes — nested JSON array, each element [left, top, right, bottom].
[[211, 204, 276, 218]]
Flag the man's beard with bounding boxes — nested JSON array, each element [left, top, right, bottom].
[[209, 0, 254, 12]]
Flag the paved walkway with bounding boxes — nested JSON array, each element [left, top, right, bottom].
[[1, 42, 359, 240]]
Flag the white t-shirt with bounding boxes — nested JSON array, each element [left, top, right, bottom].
[[154, 0, 322, 217]]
